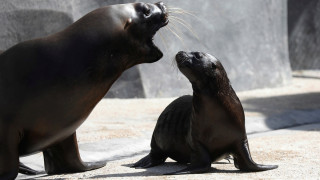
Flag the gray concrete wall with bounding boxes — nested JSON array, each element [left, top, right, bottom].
[[141, 0, 291, 97], [0, 0, 292, 98], [288, 0, 320, 70]]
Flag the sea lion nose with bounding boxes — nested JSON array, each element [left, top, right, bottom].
[[176, 51, 186, 60], [156, 2, 166, 13], [156, 2, 165, 8], [154, 1, 168, 24], [192, 52, 202, 60]]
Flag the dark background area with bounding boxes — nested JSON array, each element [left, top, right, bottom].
[[288, 0, 320, 70]]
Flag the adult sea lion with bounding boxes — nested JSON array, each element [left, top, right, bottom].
[[132, 51, 278, 174], [0, 2, 168, 179]]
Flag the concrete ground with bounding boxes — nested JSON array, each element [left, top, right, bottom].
[[18, 70, 320, 179]]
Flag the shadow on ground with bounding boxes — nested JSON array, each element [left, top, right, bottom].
[[292, 74, 320, 80], [242, 92, 320, 131], [86, 162, 243, 179]]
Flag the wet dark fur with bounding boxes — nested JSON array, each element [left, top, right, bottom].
[[132, 51, 278, 174], [0, 2, 168, 179]]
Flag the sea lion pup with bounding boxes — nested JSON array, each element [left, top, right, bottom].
[[132, 51, 278, 174], [0, 2, 168, 179]]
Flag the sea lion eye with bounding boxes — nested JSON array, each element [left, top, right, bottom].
[[143, 5, 151, 16], [193, 52, 202, 60], [211, 63, 217, 69]]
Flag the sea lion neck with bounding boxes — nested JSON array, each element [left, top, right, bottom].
[[192, 91, 217, 115]]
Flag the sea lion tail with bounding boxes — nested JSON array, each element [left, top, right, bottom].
[[233, 139, 278, 172]]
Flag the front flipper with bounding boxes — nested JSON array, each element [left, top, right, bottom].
[[131, 153, 166, 168], [224, 155, 233, 164], [43, 132, 106, 174], [165, 143, 211, 175], [19, 162, 40, 175], [233, 139, 278, 172]]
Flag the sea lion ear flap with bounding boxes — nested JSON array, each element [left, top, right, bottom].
[[124, 18, 132, 30]]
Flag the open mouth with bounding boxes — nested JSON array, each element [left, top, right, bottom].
[[161, 18, 169, 27], [147, 36, 159, 52], [147, 6, 169, 55], [141, 2, 169, 61]]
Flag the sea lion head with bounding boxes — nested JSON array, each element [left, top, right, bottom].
[[62, 2, 168, 71], [111, 2, 169, 65], [175, 51, 230, 92]]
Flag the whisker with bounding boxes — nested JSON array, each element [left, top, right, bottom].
[[169, 21, 184, 38], [168, 11, 192, 16], [171, 57, 176, 68], [169, 17, 200, 40], [167, 7, 196, 14], [167, 7, 198, 18], [169, 15, 192, 29], [170, 56, 179, 73], [158, 30, 168, 51], [166, 25, 183, 43], [169, 22, 191, 51], [166, 25, 188, 50], [168, 10, 195, 15]]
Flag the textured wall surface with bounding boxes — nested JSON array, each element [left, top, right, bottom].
[[288, 0, 320, 70], [0, 0, 292, 98], [141, 0, 292, 97]]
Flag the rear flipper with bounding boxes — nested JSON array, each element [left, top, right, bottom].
[[224, 155, 233, 164], [132, 135, 167, 168], [233, 139, 278, 171], [19, 162, 40, 175], [131, 152, 167, 168]]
